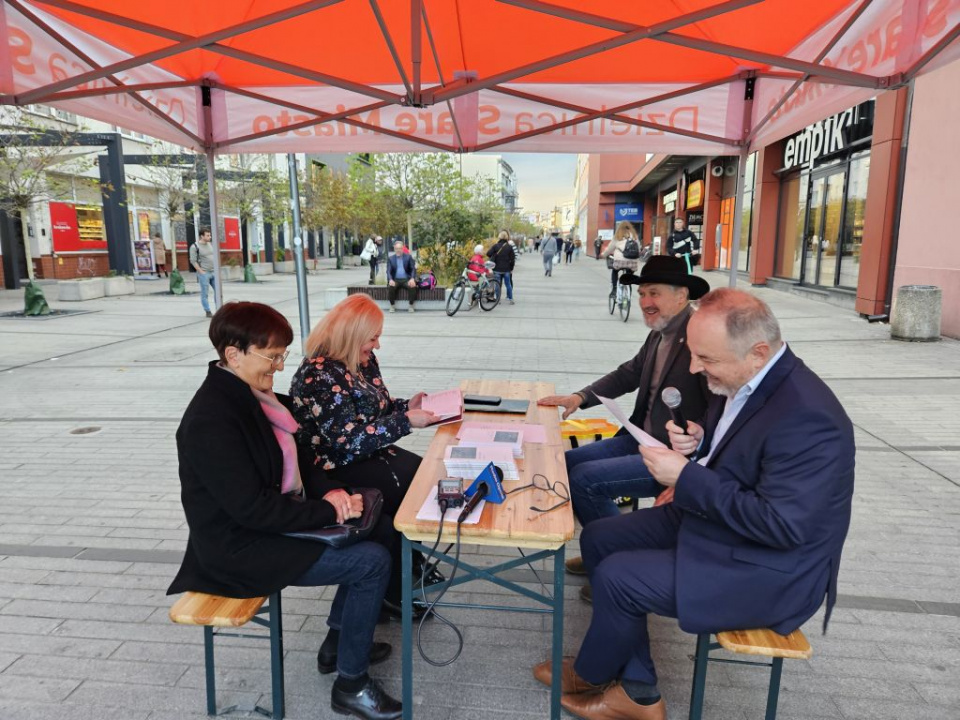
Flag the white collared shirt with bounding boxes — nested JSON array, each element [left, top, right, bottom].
[[697, 342, 788, 466]]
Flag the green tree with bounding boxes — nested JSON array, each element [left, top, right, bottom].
[[0, 106, 92, 280]]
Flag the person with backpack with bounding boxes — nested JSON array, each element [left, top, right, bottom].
[[487, 230, 516, 304], [600, 221, 642, 295]]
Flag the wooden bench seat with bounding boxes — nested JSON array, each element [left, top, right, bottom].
[[689, 627, 811, 720], [170, 591, 284, 719]]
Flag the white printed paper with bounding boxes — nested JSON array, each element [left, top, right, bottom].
[[415, 492, 485, 524], [457, 421, 547, 444], [595, 395, 666, 448]]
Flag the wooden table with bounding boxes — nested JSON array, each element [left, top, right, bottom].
[[394, 379, 574, 720]]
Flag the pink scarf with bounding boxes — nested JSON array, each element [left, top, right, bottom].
[[251, 387, 304, 496]]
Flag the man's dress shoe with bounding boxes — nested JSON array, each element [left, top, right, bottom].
[[561, 682, 666, 720], [317, 641, 392, 675], [532, 657, 602, 695], [331, 676, 402, 720]]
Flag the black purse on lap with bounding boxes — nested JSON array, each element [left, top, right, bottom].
[[284, 487, 383, 549]]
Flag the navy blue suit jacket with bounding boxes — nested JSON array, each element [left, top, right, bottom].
[[673, 347, 854, 635], [386, 252, 416, 283]]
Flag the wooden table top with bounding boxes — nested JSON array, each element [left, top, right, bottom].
[[394, 379, 575, 550]]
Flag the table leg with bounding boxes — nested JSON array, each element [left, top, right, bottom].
[[402, 535, 413, 720], [550, 545, 565, 720]]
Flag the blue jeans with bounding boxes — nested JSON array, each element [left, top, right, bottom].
[[566, 432, 662, 527], [198, 271, 216, 313], [292, 541, 391, 678], [494, 271, 513, 300]]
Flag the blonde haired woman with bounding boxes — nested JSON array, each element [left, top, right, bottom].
[[289, 294, 441, 617], [600, 220, 641, 295]]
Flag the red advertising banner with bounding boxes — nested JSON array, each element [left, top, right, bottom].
[[223, 217, 241, 251], [50, 202, 108, 252]]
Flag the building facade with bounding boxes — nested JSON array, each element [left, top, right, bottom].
[[576, 57, 960, 338]]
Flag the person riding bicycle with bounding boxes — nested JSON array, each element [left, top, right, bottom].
[[600, 220, 642, 295]]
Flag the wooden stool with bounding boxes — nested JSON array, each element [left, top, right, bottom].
[[688, 627, 811, 720], [560, 418, 619, 448], [169, 591, 284, 719]]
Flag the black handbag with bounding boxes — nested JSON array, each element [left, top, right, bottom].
[[284, 487, 383, 548]]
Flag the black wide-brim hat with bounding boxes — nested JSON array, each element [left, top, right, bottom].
[[620, 255, 710, 299]]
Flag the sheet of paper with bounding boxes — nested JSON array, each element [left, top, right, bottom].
[[422, 389, 463, 419], [415, 492, 485, 524], [456, 421, 547, 444], [595, 395, 666, 448]]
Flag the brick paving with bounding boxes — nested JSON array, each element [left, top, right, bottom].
[[0, 256, 958, 719]]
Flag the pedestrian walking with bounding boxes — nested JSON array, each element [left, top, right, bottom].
[[189, 227, 216, 317], [542, 229, 559, 277], [573, 237, 581, 260], [564, 236, 574, 264], [594, 235, 603, 260], [152, 233, 168, 277]]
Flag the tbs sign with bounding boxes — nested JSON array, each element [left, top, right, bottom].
[[615, 204, 642, 222]]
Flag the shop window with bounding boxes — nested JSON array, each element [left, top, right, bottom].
[[775, 174, 806, 280], [838, 154, 869, 289]]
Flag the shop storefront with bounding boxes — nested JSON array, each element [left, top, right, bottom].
[[128, 208, 161, 275], [49, 201, 111, 278], [774, 101, 874, 291]]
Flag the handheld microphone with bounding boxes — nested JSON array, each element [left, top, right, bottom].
[[458, 481, 489, 524], [661, 387, 688, 435]]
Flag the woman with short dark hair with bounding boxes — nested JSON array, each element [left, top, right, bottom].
[[168, 301, 401, 720]]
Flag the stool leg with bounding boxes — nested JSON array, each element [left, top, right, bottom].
[[569, 436, 580, 449], [764, 657, 784, 720], [688, 633, 710, 720], [269, 592, 285, 720], [203, 625, 216, 716]]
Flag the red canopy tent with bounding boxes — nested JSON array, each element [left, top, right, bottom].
[[2, 0, 958, 320]]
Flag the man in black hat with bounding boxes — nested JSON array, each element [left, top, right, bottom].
[[538, 256, 714, 591]]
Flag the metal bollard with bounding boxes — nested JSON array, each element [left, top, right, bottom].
[[891, 285, 942, 341]]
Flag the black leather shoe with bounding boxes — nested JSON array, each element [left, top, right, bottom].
[[331, 677, 402, 720], [415, 564, 446, 588], [317, 641, 392, 675]]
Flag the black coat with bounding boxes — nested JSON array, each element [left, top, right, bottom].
[[168, 362, 342, 599], [487, 240, 515, 273], [577, 309, 713, 444]]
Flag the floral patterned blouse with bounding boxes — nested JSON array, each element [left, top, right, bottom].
[[289, 352, 411, 470]]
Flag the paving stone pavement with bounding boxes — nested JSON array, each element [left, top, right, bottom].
[[1, 256, 958, 720]]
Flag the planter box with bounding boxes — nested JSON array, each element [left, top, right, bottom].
[[103, 276, 135, 296], [58, 278, 105, 301], [221, 266, 244, 281], [273, 260, 296, 273], [323, 287, 348, 309], [251, 262, 274, 277]]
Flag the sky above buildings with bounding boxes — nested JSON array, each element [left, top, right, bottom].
[[501, 153, 576, 215]]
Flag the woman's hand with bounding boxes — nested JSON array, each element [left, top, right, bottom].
[[323, 489, 355, 524], [345, 493, 364, 520], [406, 409, 439, 428], [408, 392, 425, 410]]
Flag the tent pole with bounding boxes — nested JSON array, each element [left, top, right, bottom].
[[727, 146, 750, 288], [205, 149, 223, 310], [287, 153, 311, 347]]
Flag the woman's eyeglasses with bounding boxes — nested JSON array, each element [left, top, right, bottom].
[[248, 350, 290, 369], [506, 473, 570, 514]]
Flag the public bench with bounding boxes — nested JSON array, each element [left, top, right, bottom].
[[321, 285, 448, 311], [169, 591, 285, 719], [689, 626, 811, 720]]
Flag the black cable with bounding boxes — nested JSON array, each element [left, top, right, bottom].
[[415, 506, 466, 667]]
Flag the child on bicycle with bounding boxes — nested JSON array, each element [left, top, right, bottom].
[[466, 244, 492, 282]]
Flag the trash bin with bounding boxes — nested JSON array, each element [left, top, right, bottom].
[[891, 285, 941, 342]]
